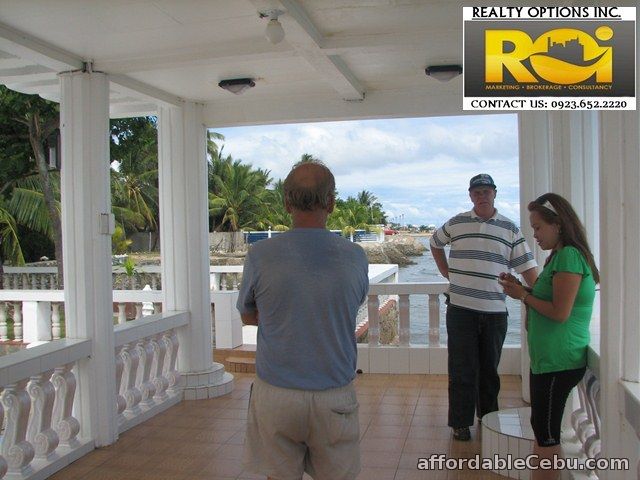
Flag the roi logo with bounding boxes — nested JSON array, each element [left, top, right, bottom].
[[485, 27, 613, 84]]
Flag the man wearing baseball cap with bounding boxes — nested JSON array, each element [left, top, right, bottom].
[[430, 174, 538, 441]]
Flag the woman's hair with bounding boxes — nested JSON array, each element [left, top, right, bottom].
[[528, 193, 600, 283], [283, 160, 335, 211]]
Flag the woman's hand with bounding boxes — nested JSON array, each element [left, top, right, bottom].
[[498, 272, 521, 285], [498, 276, 528, 300]]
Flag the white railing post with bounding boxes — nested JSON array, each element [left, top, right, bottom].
[[26, 371, 59, 460], [120, 343, 142, 417], [23, 300, 53, 344], [1, 379, 35, 475], [0, 302, 8, 341], [136, 339, 156, 409], [117, 303, 127, 324], [13, 302, 23, 342], [114, 347, 126, 421], [163, 330, 180, 395], [428, 294, 441, 346], [51, 363, 81, 449], [367, 294, 380, 346], [398, 294, 410, 346], [151, 334, 169, 402], [51, 303, 62, 340]]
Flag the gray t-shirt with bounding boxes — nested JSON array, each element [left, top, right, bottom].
[[236, 228, 369, 390]]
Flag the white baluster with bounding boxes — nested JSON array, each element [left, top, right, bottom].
[[220, 273, 228, 291], [22, 274, 28, 289], [136, 339, 156, 409], [121, 343, 142, 416], [51, 303, 62, 340], [114, 347, 127, 419], [0, 302, 8, 341], [367, 294, 380, 346], [26, 371, 59, 459], [50, 274, 57, 289], [51, 364, 80, 448], [212, 272, 221, 291], [232, 274, 239, 290], [1, 379, 35, 475], [151, 334, 169, 402], [163, 330, 180, 394], [142, 285, 154, 316], [13, 302, 23, 342], [135, 303, 142, 320], [117, 303, 127, 324], [428, 294, 441, 346], [398, 294, 410, 346], [12, 275, 19, 289], [151, 274, 158, 290], [30, 275, 38, 290], [0, 401, 8, 477]]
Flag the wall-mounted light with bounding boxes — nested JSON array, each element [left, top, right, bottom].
[[425, 65, 463, 82], [218, 78, 256, 95], [259, 9, 285, 44]]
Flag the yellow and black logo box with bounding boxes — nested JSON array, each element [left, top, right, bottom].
[[463, 7, 636, 98]]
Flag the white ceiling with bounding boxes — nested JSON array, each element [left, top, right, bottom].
[[0, 0, 629, 126]]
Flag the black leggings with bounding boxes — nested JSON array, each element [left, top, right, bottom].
[[529, 367, 586, 447]]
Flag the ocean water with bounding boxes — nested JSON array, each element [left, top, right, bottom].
[[397, 237, 522, 345]]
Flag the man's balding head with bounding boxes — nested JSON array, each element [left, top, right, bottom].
[[283, 161, 335, 212]]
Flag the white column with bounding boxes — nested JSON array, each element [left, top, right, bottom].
[[59, 71, 117, 446], [598, 110, 640, 479], [158, 102, 233, 399], [518, 112, 552, 401], [518, 111, 600, 401]]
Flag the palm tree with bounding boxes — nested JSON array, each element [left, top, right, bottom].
[[209, 159, 271, 231], [0, 199, 25, 287]]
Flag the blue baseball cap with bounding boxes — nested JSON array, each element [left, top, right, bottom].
[[469, 173, 496, 190]]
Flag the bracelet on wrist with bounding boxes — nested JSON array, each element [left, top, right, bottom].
[[520, 292, 530, 303]]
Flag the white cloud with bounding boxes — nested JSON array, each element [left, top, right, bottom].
[[214, 114, 521, 226]]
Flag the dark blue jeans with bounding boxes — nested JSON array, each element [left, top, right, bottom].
[[446, 304, 508, 428]]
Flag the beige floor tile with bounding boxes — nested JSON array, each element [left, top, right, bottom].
[[49, 373, 523, 480], [360, 436, 406, 453], [356, 466, 398, 480], [363, 425, 410, 439], [360, 449, 402, 469]]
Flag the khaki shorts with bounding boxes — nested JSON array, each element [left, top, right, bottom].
[[243, 376, 360, 480]]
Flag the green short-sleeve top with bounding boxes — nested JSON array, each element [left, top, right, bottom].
[[528, 245, 596, 374]]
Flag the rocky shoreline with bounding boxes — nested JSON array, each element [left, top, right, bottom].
[[358, 234, 427, 266]]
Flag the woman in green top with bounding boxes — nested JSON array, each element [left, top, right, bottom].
[[499, 193, 599, 480]]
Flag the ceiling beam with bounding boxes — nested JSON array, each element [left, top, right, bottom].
[[251, 0, 364, 101], [0, 21, 183, 108], [0, 21, 83, 71]]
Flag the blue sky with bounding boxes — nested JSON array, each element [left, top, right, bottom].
[[213, 114, 520, 227]]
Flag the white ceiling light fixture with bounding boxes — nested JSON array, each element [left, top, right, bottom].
[[259, 9, 285, 44], [218, 78, 255, 95], [425, 65, 463, 82]]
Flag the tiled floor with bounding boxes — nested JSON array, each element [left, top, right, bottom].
[[50, 373, 527, 480]]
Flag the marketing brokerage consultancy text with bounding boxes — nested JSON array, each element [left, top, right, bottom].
[[462, 6, 636, 111]]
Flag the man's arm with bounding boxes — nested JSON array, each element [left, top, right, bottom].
[[431, 247, 449, 279], [241, 311, 259, 326], [521, 267, 538, 287]]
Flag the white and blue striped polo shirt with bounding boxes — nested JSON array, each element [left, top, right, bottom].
[[430, 209, 537, 313]]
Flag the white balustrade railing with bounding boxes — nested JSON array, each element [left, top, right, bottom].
[[2, 265, 247, 292], [570, 368, 601, 474], [114, 311, 188, 433], [367, 282, 449, 346], [0, 339, 93, 478]]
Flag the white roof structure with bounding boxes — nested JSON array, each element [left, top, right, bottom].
[[0, 0, 491, 125]]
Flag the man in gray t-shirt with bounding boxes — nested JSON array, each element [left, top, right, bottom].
[[237, 160, 368, 480]]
